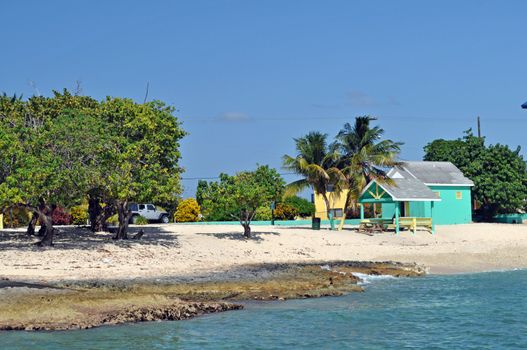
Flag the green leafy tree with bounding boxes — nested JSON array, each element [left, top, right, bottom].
[[282, 196, 315, 217], [0, 109, 105, 245], [424, 129, 527, 218], [98, 98, 186, 239], [200, 165, 285, 237], [196, 180, 208, 206], [0, 90, 186, 244], [254, 206, 273, 220], [197, 176, 236, 221]]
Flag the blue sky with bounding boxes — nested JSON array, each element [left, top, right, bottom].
[[2, 0, 527, 197]]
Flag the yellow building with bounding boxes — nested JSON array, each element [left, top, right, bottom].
[[313, 189, 349, 220]]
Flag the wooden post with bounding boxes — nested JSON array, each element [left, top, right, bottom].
[[477, 116, 481, 138], [360, 204, 364, 220], [431, 202, 435, 234], [395, 203, 400, 235], [0, 213, 3, 230], [412, 217, 416, 235]]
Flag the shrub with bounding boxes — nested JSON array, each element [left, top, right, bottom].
[[70, 204, 88, 225], [175, 198, 201, 222], [274, 203, 298, 220], [134, 215, 149, 225], [52, 207, 72, 225], [283, 196, 315, 217], [254, 206, 272, 221], [107, 214, 119, 226], [2, 207, 31, 228]]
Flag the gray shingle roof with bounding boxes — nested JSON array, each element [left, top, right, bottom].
[[381, 168, 440, 201], [400, 161, 474, 186]]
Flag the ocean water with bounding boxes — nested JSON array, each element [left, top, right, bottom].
[[3, 270, 527, 349]]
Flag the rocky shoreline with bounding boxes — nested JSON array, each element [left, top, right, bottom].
[[0, 261, 426, 331]]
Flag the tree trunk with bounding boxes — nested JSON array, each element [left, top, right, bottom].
[[114, 200, 130, 240], [242, 223, 251, 238], [322, 194, 335, 230], [88, 195, 102, 232], [26, 212, 38, 236], [36, 210, 54, 247], [99, 205, 115, 231], [89, 197, 115, 232]]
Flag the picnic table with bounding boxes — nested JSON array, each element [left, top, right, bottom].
[[358, 218, 392, 234]]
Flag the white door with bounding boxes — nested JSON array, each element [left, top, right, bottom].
[[145, 204, 157, 220], [137, 204, 148, 219]]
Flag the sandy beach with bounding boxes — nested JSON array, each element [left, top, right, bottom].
[[1, 222, 527, 283]]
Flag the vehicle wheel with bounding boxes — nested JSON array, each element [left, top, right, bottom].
[[160, 215, 169, 224], [131, 215, 139, 224]]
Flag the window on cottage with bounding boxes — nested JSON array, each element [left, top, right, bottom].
[[329, 208, 344, 218], [456, 192, 462, 200]]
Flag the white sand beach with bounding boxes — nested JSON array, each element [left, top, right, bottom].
[[1, 223, 527, 282]]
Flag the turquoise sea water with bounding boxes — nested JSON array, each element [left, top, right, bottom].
[[3, 270, 527, 349]]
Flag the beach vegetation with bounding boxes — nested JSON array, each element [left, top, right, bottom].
[[282, 196, 315, 218], [70, 204, 89, 226], [199, 165, 285, 237], [425, 129, 527, 218], [283, 117, 401, 228], [333, 116, 402, 218], [0, 90, 186, 245], [133, 215, 149, 225], [1, 206, 31, 228], [174, 198, 201, 222], [282, 132, 344, 229], [51, 207, 73, 226], [273, 203, 298, 220], [254, 206, 273, 221]]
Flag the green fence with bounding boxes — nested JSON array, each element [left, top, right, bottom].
[[174, 219, 362, 226], [493, 214, 525, 224]]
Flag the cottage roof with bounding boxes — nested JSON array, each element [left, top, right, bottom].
[[398, 161, 474, 186], [360, 168, 440, 202], [379, 168, 440, 201]]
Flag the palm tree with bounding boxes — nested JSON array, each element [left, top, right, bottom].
[[283, 132, 345, 229], [335, 116, 402, 220]]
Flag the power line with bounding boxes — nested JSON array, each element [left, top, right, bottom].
[[181, 172, 297, 180], [181, 115, 527, 123]]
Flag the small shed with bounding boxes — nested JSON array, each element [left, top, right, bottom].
[[358, 169, 440, 234], [358, 161, 474, 233]]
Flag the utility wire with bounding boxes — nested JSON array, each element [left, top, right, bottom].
[[181, 172, 297, 180], [181, 115, 527, 123]]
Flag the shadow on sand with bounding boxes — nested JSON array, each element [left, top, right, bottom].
[[196, 231, 280, 242], [0, 225, 179, 250]]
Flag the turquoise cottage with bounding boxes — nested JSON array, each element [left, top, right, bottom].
[[358, 161, 474, 232]]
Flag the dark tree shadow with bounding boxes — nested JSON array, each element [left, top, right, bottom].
[[196, 231, 280, 242], [0, 225, 179, 251]]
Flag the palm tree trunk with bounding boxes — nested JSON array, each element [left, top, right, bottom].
[[321, 193, 335, 230]]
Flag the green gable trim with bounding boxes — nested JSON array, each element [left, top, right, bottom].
[[359, 181, 393, 202]]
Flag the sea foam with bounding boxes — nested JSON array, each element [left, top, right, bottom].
[[352, 272, 396, 285]]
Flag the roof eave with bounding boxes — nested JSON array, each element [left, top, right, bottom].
[[424, 183, 474, 187]]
